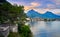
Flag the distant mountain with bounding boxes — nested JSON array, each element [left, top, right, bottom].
[[26, 9, 42, 18], [42, 11, 60, 19], [26, 10, 60, 19]]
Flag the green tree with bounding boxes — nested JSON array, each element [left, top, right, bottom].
[[0, 0, 32, 37], [0, 0, 26, 24], [18, 23, 32, 37], [0, 0, 12, 23]]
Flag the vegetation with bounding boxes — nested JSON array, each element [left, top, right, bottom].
[[0, 0, 32, 37], [0, 0, 25, 24], [44, 19, 56, 21], [18, 23, 33, 37], [8, 32, 20, 37]]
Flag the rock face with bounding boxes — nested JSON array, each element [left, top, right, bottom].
[[0, 24, 9, 37], [26, 10, 60, 19], [0, 24, 18, 37], [9, 24, 18, 32]]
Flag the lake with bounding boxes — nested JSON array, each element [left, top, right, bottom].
[[29, 21, 60, 37]]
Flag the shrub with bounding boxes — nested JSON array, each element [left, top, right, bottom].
[[18, 24, 33, 37]]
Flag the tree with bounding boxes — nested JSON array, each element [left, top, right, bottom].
[[0, 0, 12, 23], [0, 1, 32, 37], [0, 0, 26, 24], [0, 0, 6, 3]]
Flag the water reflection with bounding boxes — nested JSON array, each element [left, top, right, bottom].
[[30, 21, 60, 37]]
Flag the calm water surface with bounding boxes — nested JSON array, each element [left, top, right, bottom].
[[29, 21, 60, 37]]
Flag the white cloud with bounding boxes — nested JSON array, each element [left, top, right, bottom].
[[31, 2, 41, 7], [24, 2, 41, 11], [54, 0, 60, 5], [47, 4, 56, 9]]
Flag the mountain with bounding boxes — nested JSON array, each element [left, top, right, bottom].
[[42, 11, 60, 19], [26, 10, 60, 19], [26, 9, 42, 18]]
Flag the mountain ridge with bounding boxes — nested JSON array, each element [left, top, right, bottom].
[[26, 10, 60, 19]]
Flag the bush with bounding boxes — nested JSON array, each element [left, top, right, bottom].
[[18, 24, 33, 37], [8, 32, 20, 37]]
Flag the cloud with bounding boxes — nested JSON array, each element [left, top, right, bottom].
[[30, 8, 60, 14], [9, 2, 25, 6], [53, 0, 60, 9], [34, 9, 46, 14], [7, 0, 26, 6], [31, 2, 41, 7], [24, 6, 34, 10], [50, 9, 60, 14], [47, 4, 56, 9], [33, 8, 52, 14], [54, 0, 60, 5], [7, 0, 60, 12], [24, 7, 60, 14], [24, 2, 41, 11]]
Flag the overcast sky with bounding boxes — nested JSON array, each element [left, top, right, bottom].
[[7, 0, 60, 14]]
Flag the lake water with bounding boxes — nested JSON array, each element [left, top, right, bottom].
[[29, 21, 60, 37]]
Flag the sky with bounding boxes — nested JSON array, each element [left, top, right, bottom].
[[7, 0, 60, 14]]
